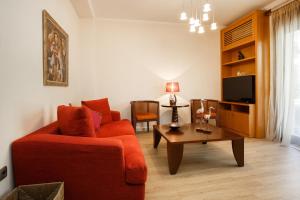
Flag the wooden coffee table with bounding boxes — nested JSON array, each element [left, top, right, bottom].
[[153, 123, 244, 175]]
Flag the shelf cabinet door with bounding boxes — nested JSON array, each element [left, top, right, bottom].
[[219, 109, 231, 129], [231, 111, 250, 136]]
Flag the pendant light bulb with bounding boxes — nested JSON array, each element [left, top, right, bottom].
[[198, 26, 205, 34], [189, 17, 195, 25], [203, 3, 211, 12], [180, 12, 188, 21], [211, 22, 217, 30], [190, 25, 196, 33], [203, 13, 209, 21], [194, 18, 200, 27]]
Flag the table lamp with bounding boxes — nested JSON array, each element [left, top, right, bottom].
[[166, 82, 180, 106]]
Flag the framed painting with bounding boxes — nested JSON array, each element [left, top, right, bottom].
[[43, 10, 68, 86]]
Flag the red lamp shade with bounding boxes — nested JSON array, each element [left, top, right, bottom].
[[166, 82, 180, 93]]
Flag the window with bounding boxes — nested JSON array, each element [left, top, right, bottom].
[[293, 30, 300, 137]]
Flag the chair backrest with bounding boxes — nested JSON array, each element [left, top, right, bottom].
[[190, 99, 219, 123], [130, 101, 160, 120]]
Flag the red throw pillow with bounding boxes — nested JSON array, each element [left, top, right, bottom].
[[81, 98, 112, 124], [89, 109, 102, 131], [57, 105, 96, 137]]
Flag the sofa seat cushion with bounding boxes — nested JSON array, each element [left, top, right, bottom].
[[96, 120, 135, 138], [111, 135, 147, 185], [136, 113, 158, 121]]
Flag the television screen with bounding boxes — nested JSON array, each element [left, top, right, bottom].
[[223, 75, 255, 103]]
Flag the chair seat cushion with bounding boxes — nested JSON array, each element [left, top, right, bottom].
[[96, 120, 135, 138], [136, 113, 158, 121], [111, 135, 147, 184]]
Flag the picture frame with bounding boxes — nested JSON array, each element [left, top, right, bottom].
[[43, 10, 69, 86]]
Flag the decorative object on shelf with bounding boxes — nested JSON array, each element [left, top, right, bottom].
[[237, 71, 248, 76], [166, 82, 180, 106], [43, 10, 69, 87], [238, 51, 245, 60], [179, 0, 218, 34]]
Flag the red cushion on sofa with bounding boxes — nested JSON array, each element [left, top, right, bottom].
[[82, 98, 112, 124], [57, 105, 95, 137], [89, 109, 102, 131]]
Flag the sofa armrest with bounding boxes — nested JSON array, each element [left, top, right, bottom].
[[111, 110, 121, 121], [12, 134, 126, 199]]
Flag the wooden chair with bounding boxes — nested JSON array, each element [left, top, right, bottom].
[[131, 101, 160, 132], [190, 99, 219, 125]]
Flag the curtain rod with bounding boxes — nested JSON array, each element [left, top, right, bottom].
[[264, 0, 295, 16]]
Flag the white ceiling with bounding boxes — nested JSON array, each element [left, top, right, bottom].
[[71, 0, 275, 26]]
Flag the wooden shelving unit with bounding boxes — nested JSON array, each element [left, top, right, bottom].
[[219, 10, 269, 138], [222, 57, 256, 66], [222, 74, 256, 79]]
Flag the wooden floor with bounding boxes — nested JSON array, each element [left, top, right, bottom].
[[137, 132, 300, 200]]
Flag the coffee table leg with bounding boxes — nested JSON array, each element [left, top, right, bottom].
[[232, 138, 244, 167], [167, 142, 184, 175], [153, 128, 161, 149]]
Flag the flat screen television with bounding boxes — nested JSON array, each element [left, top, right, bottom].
[[223, 75, 255, 103]]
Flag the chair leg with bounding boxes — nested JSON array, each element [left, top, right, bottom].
[[133, 121, 137, 132], [147, 122, 149, 132]]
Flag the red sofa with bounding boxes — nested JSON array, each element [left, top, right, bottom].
[[12, 110, 147, 200]]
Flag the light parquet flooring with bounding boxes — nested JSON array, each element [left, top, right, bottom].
[[136, 132, 300, 200]]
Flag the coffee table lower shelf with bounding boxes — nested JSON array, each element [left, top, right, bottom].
[[153, 124, 244, 175]]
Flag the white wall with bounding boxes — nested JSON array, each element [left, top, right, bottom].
[[80, 19, 221, 126], [0, 0, 90, 196]]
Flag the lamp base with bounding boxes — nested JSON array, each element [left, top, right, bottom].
[[170, 122, 180, 129]]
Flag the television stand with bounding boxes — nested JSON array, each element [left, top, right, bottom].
[[218, 101, 255, 138]]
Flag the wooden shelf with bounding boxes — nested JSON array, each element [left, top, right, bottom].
[[222, 40, 255, 52], [222, 57, 256, 66], [219, 101, 254, 106], [222, 74, 256, 79]]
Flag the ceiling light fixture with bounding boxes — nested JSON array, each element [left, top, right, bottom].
[[180, 0, 218, 34], [189, 0, 195, 25], [180, 12, 188, 21], [203, 1, 211, 12], [180, 0, 187, 20], [210, 10, 218, 30], [203, 13, 209, 21], [198, 26, 205, 34], [194, 2, 200, 27], [189, 25, 196, 33]]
